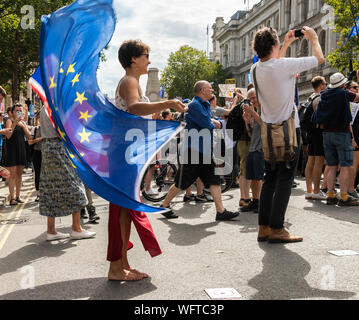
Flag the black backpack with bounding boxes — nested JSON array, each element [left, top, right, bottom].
[[226, 102, 248, 141], [299, 95, 320, 143]]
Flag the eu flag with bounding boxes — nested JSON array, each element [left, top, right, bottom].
[[39, 0, 182, 213], [348, 16, 359, 41]]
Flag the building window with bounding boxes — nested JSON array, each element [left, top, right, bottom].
[[301, 0, 309, 22], [319, 30, 326, 55]]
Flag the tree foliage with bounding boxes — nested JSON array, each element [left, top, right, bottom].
[[160, 45, 231, 100], [325, 0, 359, 74], [0, 0, 75, 102]]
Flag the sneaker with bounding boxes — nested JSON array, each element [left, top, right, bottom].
[[348, 191, 359, 199], [338, 196, 359, 206], [80, 208, 88, 219], [70, 229, 96, 240], [195, 194, 213, 203], [146, 189, 159, 195], [183, 194, 195, 202], [321, 187, 328, 194], [159, 205, 178, 219], [215, 209, 239, 221], [240, 200, 259, 213], [311, 191, 327, 200], [326, 197, 338, 205], [46, 232, 70, 241], [88, 208, 100, 223], [305, 192, 313, 200]]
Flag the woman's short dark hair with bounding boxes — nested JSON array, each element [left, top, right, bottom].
[[118, 40, 150, 69], [252, 27, 279, 59], [11, 102, 22, 113]]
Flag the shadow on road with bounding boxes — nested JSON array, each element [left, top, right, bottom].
[[160, 218, 219, 246], [248, 243, 355, 300], [0, 276, 157, 300], [0, 232, 79, 277]]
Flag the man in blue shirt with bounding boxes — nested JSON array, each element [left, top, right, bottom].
[[160, 81, 239, 221]]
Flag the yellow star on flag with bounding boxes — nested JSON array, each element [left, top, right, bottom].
[[49, 76, 56, 89], [75, 91, 88, 105], [66, 62, 76, 76], [71, 73, 81, 87], [79, 110, 93, 122], [78, 127, 92, 143], [59, 62, 64, 74], [58, 128, 66, 141]]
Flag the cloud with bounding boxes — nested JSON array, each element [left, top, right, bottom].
[[97, 0, 260, 98]]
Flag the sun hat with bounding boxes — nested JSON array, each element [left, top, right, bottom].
[[328, 73, 348, 89]]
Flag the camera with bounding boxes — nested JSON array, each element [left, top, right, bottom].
[[294, 28, 304, 38], [243, 99, 251, 105]]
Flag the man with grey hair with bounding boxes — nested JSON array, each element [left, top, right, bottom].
[[160, 81, 239, 221]]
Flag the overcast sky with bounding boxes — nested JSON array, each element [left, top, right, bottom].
[[97, 0, 261, 98]]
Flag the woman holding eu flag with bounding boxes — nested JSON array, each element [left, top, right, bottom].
[[107, 40, 185, 281]]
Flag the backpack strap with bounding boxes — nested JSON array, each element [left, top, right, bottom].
[[282, 120, 292, 169], [253, 64, 260, 106]]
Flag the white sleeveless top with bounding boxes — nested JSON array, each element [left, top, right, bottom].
[[115, 80, 152, 119]]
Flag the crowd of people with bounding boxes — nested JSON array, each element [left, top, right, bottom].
[[0, 24, 358, 282]]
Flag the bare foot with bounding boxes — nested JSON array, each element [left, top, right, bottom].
[[130, 269, 149, 278], [108, 268, 146, 281]]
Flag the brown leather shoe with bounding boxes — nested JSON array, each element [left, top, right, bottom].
[[268, 228, 303, 243], [257, 225, 271, 242]]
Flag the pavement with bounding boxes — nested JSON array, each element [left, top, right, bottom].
[[0, 169, 359, 300]]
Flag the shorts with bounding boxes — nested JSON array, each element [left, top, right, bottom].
[[323, 132, 353, 167], [307, 129, 324, 156], [237, 140, 250, 177], [246, 151, 264, 180], [174, 148, 221, 190]]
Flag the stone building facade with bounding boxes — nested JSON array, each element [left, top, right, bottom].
[[211, 0, 337, 103]]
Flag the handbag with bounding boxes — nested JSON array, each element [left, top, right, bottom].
[[253, 64, 298, 170]]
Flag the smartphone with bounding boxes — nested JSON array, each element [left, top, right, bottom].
[[294, 29, 304, 38], [243, 99, 251, 105], [16, 111, 23, 119]]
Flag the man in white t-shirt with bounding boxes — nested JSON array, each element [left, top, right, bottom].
[[251, 26, 325, 244]]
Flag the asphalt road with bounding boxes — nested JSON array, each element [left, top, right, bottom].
[[0, 170, 359, 301]]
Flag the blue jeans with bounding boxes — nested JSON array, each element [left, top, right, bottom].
[[323, 132, 353, 167]]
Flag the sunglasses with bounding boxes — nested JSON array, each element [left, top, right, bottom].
[[141, 54, 149, 59]]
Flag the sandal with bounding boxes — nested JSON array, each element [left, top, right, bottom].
[[10, 199, 18, 206], [15, 197, 24, 203], [35, 195, 40, 202]]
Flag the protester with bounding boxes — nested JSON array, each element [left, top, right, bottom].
[[39, 106, 96, 241], [29, 113, 42, 202], [346, 80, 359, 198], [4, 103, 33, 205], [315, 73, 359, 206], [241, 88, 264, 213], [251, 26, 325, 243], [80, 185, 100, 223], [108, 39, 185, 281], [304, 76, 327, 200], [160, 81, 239, 221]]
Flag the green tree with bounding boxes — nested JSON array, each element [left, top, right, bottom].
[[160, 45, 231, 100], [325, 0, 359, 74], [0, 0, 74, 102]]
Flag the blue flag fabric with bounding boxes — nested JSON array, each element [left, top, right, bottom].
[[348, 16, 359, 41], [39, 0, 182, 213]]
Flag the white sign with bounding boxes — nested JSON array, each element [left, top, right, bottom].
[[328, 250, 359, 257], [205, 288, 242, 299], [219, 84, 236, 98]]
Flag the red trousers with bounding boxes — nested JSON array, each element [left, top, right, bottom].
[[107, 203, 162, 262]]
